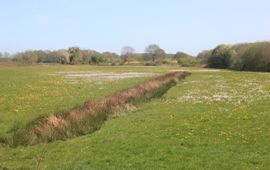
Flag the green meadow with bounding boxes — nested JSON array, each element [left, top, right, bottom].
[[0, 65, 269, 169]]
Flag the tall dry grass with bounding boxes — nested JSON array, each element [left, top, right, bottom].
[[8, 71, 190, 146]]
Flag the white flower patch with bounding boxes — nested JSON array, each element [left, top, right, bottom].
[[176, 74, 270, 105]]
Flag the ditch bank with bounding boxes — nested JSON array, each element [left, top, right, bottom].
[[6, 71, 190, 146]]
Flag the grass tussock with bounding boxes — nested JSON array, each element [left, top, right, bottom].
[[8, 71, 190, 146]]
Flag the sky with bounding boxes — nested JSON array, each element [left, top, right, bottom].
[[0, 0, 270, 55]]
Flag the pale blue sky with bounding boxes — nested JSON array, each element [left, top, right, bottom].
[[0, 0, 269, 55]]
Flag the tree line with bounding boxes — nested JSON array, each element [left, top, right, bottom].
[[1, 41, 269, 72], [0, 44, 196, 66], [198, 41, 270, 72]]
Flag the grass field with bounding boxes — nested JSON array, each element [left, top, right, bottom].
[[0, 65, 269, 169], [0, 65, 166, 136]]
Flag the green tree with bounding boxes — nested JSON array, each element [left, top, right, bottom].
[[103, 52, 120, 65], [197, 50, 213, 67], [90, 52, 105, 64], [240, 42, 270, 71], [68, 47, 82, 64], [174, 52, 196, 66], [144, 44, 166, 63], [207, 45, 235, 68]]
